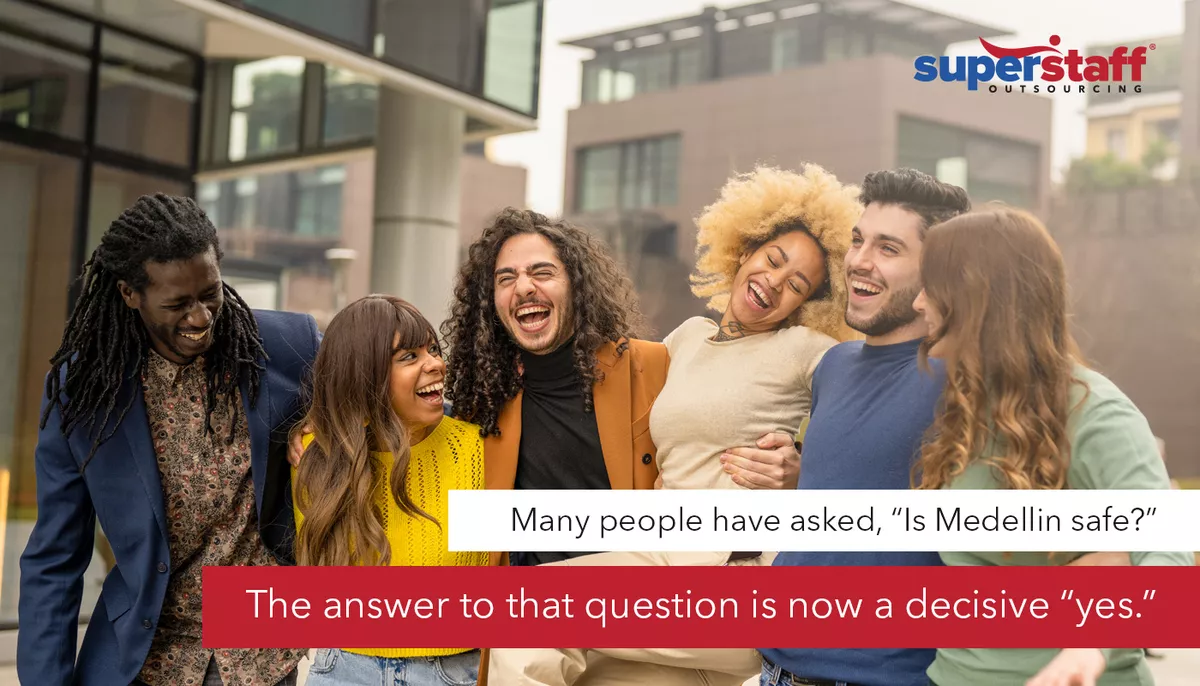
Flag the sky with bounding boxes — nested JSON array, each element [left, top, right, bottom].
[[487, 0, 1188, 215]]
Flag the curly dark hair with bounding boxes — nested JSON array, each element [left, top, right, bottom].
[[441, 207, 646, 437]]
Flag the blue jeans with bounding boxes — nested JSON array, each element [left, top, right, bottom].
[[760, 656, 857, 686], [306, 648, 480, 686]]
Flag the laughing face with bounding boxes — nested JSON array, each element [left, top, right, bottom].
[[493, 233, 574, 354], [388, 333, 447, 439], [119, 246, 224, 365], [843, 203, 926, 343], [723, 230, 828, 334]]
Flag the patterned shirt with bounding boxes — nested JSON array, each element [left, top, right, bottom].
[[136, 350, 305, 686]]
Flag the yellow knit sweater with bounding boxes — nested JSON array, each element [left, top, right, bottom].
[[292, 415, 488, 658]]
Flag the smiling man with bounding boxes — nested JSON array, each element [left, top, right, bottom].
[[441, 207, 667, 570], [19, 194, 319, 686], [757, 168, 972, 686]]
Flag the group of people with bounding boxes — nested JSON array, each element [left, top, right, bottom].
[[16, 165, 1186, 686]]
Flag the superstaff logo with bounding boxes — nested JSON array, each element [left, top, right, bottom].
[[913, 35, 1153, 94]]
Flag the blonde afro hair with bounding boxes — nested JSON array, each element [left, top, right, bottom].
[[690, 164, 864, 342]]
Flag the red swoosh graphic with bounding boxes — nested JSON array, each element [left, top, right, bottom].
[[978, 37, 1062, 59]]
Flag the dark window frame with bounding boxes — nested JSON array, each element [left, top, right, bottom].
[[575, 133, 681, 214], [217, 0, 544, 119], [1, 0, 203, 309]]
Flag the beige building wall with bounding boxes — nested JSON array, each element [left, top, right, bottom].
[[459, 154, 529, 248], [1085, 101, 1183, 163]]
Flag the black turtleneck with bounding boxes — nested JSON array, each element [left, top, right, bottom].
[[512, 339, 609, 566]]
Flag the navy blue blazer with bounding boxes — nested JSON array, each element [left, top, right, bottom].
[[17, 310, 321, 686]]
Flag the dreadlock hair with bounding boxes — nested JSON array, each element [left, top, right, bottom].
[[441, 207, 646, 438], [42, 193, 267, 470]]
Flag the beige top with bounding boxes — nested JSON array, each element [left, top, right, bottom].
[[649, 316, 837, 490]]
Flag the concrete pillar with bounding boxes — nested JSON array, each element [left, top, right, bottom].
[[1182, 0, 1200, 167], [370, 86, 465, 329]]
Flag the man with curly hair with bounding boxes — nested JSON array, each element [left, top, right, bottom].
[[442, 207, 801, 685], [442, 207, 799, 565]]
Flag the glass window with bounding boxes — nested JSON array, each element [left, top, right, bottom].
[[577, 144, 620, 212], [641, 51, 671, 93], [0, 0, 91, 139], [199, 164, 346, 239], [771, 25, 801, 72], [228, 57, 304, 162], [577, 135, 680, 213], [294, 165, 345, 236], [656, 135, 679, 206], [200, 160, 362, 320], [825, 23, 868, 62], [0, 141, 80, 625], [242, 0, 370, 50], [897, 116, 1039, 210], [483, 0, 540, 114], [323, 65, 377, 145], [86, 165, 190, 255], [674, 45, 702, 86], [377, 0, 485, 94], [624, 141, 643, 208], [96, 31, 197, 167]]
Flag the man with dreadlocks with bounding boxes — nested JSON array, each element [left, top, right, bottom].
[[18, 194, 319, 686]]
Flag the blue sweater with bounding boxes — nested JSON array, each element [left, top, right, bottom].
[[761, 338, 945, 686]]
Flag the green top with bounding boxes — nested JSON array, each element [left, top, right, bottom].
[[928, 365, 1193, 686]]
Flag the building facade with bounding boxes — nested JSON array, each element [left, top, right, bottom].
[[1083, 35, 1183, 179], [0, 0, 541, 642], [561, 0, 1052, 338]]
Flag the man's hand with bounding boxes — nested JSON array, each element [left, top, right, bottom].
[[287, 423, 313, 467], [721, 432, 799, 490], [1026, 648, 1105, 686], [1067, 552, 1131, 566]]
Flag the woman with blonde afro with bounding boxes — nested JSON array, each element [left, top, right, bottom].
[[652, 163, 863, 498], [486, 163, 864, 686]]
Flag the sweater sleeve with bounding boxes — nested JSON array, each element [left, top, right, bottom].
[[1071, 394, 1193, 568]]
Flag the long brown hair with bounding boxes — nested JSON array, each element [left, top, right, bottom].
[[295, 294, 441, 567], [915, 207, 1088, 491]]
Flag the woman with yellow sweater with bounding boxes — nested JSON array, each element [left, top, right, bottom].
[[291, 294, 487, 686]]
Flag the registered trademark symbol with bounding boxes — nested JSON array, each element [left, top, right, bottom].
[[1150, 43, 1157, 49]]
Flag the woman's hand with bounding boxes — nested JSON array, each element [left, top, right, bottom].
[[287, 423, 313, 467], [1026, 648, 1106, 686]]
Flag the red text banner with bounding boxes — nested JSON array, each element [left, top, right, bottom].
[[202, 565, 1199, 649]]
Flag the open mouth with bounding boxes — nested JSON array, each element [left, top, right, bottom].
[[746, 280, 773, 310], [514, 303, 551, 333], [849, 279, 884, 298], [416, 381, 444, 406], [178, 328, 210, 344]]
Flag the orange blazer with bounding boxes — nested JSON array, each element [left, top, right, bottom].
[[477, 338, 668, 685], [483, 337, 669, 506]]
